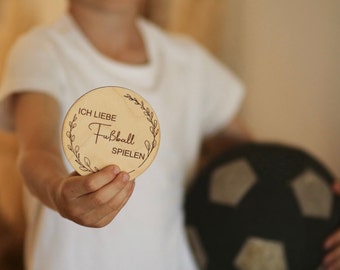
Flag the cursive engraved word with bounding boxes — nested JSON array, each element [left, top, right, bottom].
[[88, 122, 135, 145]]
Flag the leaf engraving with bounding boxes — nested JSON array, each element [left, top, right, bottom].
[[65, 114, 99, 174], [124, 94, 159, 169]]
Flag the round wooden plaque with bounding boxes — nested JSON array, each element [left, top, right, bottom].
[[61, 86, 161, 179]]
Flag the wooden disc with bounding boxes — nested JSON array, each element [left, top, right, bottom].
[[61, 86, 161, 179]]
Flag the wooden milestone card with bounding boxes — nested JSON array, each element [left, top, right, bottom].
[[62, 86, 161, 179]]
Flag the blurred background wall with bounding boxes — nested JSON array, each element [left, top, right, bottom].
[[166, 0, 340, 177], [0, 0, 339, 266]]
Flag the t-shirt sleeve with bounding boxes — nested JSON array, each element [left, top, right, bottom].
[[197, 45, 245, 137], [0, 29, 65, 130]]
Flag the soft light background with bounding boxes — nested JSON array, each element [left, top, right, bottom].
[[167, 0, 340, 178], [0, 0, 339, 264]]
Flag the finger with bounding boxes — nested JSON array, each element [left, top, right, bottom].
[[58, 170, 130, 226], [332, 181, 340, 195], [323, 249, 340, 270], [325, 229, 340, 250], [93, 180, 135, 227], [79, 178, 135, 227], [65, 165, 121, 198], [79, 171, 130, 210]]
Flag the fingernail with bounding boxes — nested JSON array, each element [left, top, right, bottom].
[[112, 165, 120, 174], [122, 173, 130, 182]]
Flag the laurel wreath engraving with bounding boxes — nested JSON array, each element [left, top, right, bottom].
[[65, 94, 159, 174], [66, 114, 99, 174], [124, 93, 160, 168]]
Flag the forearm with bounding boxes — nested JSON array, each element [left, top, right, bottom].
[[17, 148, 68, 211], [12, 92, 67, 210], [12, 92, 135, 227]]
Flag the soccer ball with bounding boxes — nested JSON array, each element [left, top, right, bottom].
[[185, 143, 340, 270]]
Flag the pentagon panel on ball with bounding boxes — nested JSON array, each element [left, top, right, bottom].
[[185, 143, 340, 270]]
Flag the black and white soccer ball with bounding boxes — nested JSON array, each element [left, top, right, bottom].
[[185, 143, 340, 270]]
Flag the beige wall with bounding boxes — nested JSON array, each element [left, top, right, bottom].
[[168, 0, 340, 176], [0, 0, 66, 76], [217, 0, 340, 176]]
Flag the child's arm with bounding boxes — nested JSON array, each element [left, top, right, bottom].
[[13, 92, 135, 227]]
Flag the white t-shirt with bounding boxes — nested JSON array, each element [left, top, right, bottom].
[[0, 14, 244, 270]]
